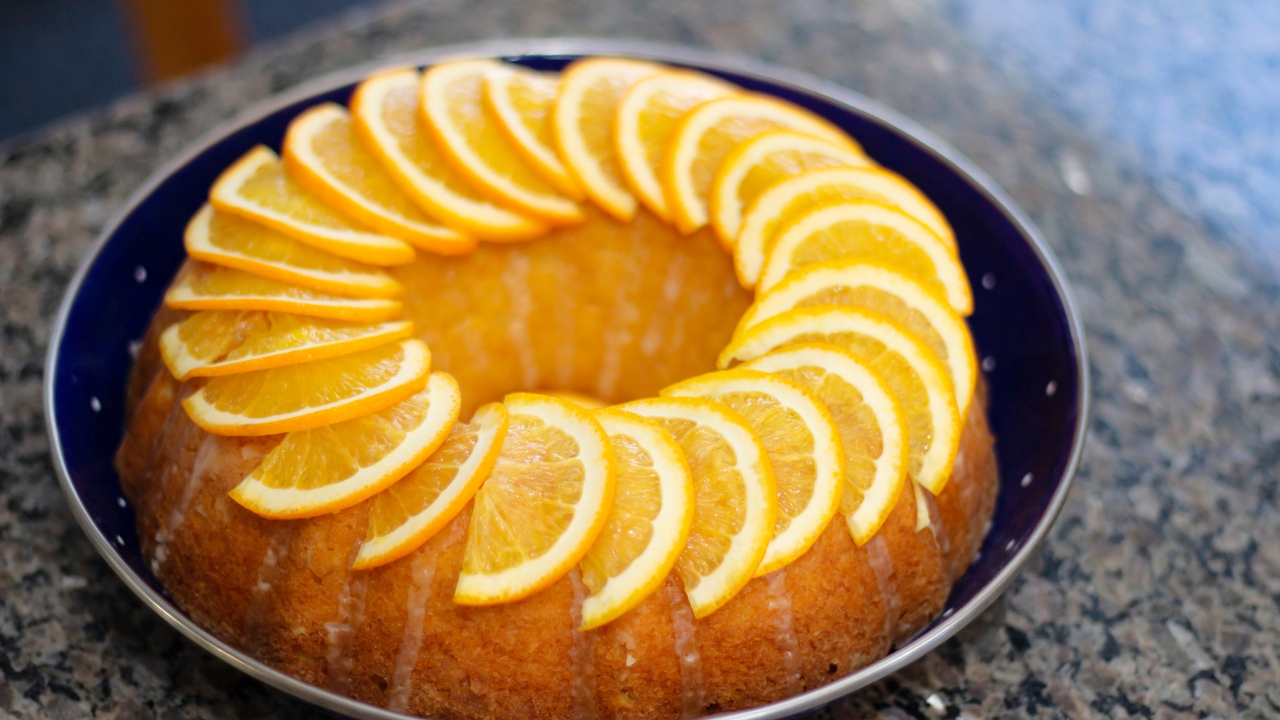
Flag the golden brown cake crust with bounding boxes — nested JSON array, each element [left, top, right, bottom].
[[118, 375, 996, 720], [117, 210, 998, 720]]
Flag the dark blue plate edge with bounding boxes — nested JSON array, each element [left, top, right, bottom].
[[42, 38, 1090, 720]]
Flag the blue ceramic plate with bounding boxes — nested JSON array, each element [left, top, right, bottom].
[[44, 39, 1088, 720]]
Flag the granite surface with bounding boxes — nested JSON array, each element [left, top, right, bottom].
[[943, 0, 1280, 269], [2, 0, 1279, 718]]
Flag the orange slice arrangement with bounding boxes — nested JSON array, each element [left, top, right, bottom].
[[455, 393, 617, 604], [663, 95, 862, 234], [483, 65, 582, 198], [552, 57, 663, 220], [228, 372, 461, 518], [159, 310, 413, 380], [421, 60, 584, 226], [579, 408, 695, 629], [184, 204, 405, 298], [710, 129, 874, 248], [617, 396, 776, 617], [282, 103, 475, 255], [351, 68, 547, 241], [662, 369, 845, 577], [164, 262, 404, 322], [183, 338, 432, 436], [210, 145, 416, 266], [146, 55, 984, 628], [615, 71, 735, 221], [720, 307, 961, 496]]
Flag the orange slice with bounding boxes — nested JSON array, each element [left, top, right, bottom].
[[185, 204, 403, 299], [482, 65, 582, 199], [738, 261, 977, 415], [742, 344, 908, 545], [350, 68, 547, 242], [164, 262, 403, 322], [421, 60, 583, 226], [354, 401, 509, 569], [455, 393, 617, 605], [736, 167, 955, 286], [709, 129, 872, 249], [579, 408, 695, 630], [662, 369, 844, 576], [616, 396, 776, 618], [209, 145, 415, 266], [614, 71, 736, 221], [159, 310, 413, 380], [662, 94, 859, 235], [720, 307, 960, 495], [183, 338, 430, 437], [540, 390, 608, 409], [754, 201, 972, 313], [282, 102, 476, 255], [228, 372, 461, 519], [553, 57, 663, 221]]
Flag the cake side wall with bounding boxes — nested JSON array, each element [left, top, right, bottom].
[[114, 314, 999, 720]]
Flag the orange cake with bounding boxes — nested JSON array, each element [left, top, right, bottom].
[[115, 57, 998, 719]]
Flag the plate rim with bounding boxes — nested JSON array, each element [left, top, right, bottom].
[[42, 37, 1090, 720]]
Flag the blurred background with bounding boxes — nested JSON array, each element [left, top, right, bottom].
[[3, 0, 1277, 270]]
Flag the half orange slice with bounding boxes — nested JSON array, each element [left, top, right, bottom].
[[483, 64, 582, 199], [754, 200, 972, 313], [421, 60, 583, 226], [742, 344, 908, 545], [662, 94, 859, 235], [164, 262, 403, 322], [553, 57, 663, 221], [228, 371, 461, 519], [350, 68, 547, 242], [209, 145, 415, 266], [185, 204, 403, 299], [614, 71, 736, 221], [455, 393, 617, 605], [617, 396, 777, 618], [720, 307, 960, 495], [159, 310, 412, 380], [282, 102, 476, 255], [355, 401, 510, 569], [736, 166, 955, 288], [579, 408, 695, 630], [183, 338, 430, 436]]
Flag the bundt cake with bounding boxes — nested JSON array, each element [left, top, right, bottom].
[[114, 56, 998, 719]]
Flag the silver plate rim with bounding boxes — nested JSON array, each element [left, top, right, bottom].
[[43, 37, 1090, 720]]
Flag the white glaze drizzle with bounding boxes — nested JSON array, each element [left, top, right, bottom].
[[552, 264, 579, 388], [568, 568, 598, 720], [863, 534, 900, 643], [151, 433, 218, 574], [325, 537, 370, 695], [595, 245, 645, 399], [667, 581, 704, 719], [387, 518, 467, 712], [139, 399, 195, 538], [920, 485, 951, 559], [639, 254, 688, 359], [501, 251, 540, 390], [242, 523, 294, 653], [764, 568, 803, 695]]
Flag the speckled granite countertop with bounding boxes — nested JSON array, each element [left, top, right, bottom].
[[3, 1, 1278, 718]]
